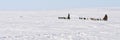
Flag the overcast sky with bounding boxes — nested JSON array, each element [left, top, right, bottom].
[[0, 0, 120, 10]]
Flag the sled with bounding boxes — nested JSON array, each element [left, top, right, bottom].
[[58, 14, 70, 19], [79, 14, 108, 21]]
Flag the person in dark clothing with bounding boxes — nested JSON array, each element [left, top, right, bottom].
[[103, 14, 108, 21], [67, 13, 70, 19]]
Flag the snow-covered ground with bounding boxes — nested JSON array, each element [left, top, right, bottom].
[[0, 8, 120, 40]]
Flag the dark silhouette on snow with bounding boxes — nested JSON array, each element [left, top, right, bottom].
[[83, 18, 86, 20], [58, 14, 108, 21], [79, 17, 83, 19], [90, 18, 102, 21], [67, 14, 70, 19], [79, 14, 108, 21], [58, 14, 70, 19], [103, 14, 108, 21]]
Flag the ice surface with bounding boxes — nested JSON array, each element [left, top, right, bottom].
[[0, 8, 120, 40]]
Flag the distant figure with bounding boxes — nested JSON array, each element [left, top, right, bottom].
[[67, 14, 70, 19], [58, 13, 70, 19], [103, 14, 108, 21], [83, 18, 86, 20]]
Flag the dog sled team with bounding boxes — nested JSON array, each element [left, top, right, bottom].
[[58, 13, 108, 21]]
